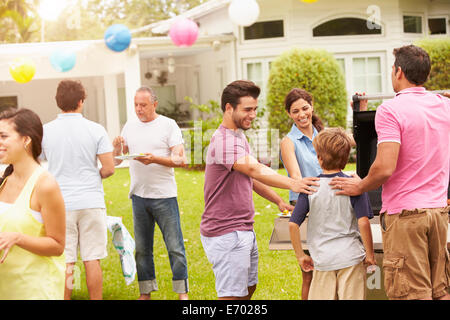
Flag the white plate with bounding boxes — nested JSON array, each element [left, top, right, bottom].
[[114, 154, 145, 160], [277, 212, 291, 217]]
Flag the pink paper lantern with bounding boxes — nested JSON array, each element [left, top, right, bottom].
[[169, 18, 199, 47]]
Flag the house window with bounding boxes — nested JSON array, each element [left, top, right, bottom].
[[244, 59, 274, 161], [0, 96, 18, 113], [247, 63, 263, 85], [313, 18, 382, 37], [428, 17, 447, 35], [403, 15, 422, 33], [244, 59, 274, 107], [243, 58, 273, 120], [336, 58, 346, 74], [243, 20, 284, 40], [352, 57, 382, 94]]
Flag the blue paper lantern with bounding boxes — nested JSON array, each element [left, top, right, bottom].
[[104, 24, 132, 52], [50, 49, 76, 72]]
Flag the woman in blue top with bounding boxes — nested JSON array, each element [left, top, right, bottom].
[[280, 88, 323, 300]]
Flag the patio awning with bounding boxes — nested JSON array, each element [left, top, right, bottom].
[[0, 33, 235, 81]]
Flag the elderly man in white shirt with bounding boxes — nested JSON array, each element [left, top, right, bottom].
[[113, 86, 189, 300]]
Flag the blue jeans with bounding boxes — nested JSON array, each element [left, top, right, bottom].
[[131, 195, 188, 294]]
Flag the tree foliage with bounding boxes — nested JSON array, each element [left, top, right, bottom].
[[266, 48, 348, 137], [45, 0, 207, 41], [415, 38, 450, 90], [0, 0, 207, 43], [0, 0, 38, 43]]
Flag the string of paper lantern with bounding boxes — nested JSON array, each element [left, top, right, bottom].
[[6, 0, 271, 83], [7, 24, 133, 83]]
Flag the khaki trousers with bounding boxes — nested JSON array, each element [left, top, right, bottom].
[[381, 206, 450, 300], [308, 262, 366, 300]]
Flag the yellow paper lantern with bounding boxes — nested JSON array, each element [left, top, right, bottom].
[[301, 0, 318, 3], [9, 57, 36, 83]]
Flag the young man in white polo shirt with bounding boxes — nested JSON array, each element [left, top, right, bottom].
[[41, 80, 115, 300]]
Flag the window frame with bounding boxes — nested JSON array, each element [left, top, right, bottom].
[[242, 57, 275, 106], [0, 93, 20, 111], [350, 56, 384, 94], [427, 15, 449, 36], [402, 13, 424, 35], [240, 15, 287, 44], [333, 52, 387, 125], [310, 14, 385, 41]]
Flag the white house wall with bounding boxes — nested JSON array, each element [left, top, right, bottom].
[[0, 41, 129, 82], [0, 76, 106, 126], [225, 0, 449, 128], [197, 6, 234, 36], [173, 42, 233, 113], [427, 0, 450, 17], [225, 0, 448, 85]]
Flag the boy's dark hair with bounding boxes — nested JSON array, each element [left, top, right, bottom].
[[393, 45, 431, 85], [221, 80, 260, 112], [313, 127, 351, 170], [284, 88, 324, 132], [55, 80, 87, 112]]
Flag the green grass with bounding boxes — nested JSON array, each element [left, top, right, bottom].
[[71, 163, 356, 300]]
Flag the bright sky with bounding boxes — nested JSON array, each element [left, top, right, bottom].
[[38, 0, 73, 21]]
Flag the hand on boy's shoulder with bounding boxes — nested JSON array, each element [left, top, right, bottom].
[[328, 173, 363, 196], [291, 177, 320, 195]]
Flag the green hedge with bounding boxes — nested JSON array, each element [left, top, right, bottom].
[[266, 48, 347, 136], [415, 38, 450, 90]]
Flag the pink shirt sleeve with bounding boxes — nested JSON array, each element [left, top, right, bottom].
[[375, 104, 402, 145]]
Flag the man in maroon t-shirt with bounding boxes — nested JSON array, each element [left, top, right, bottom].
[[200, 80, 320, 300]]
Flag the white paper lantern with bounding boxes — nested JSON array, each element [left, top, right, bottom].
[[228, 0, 260, 27]]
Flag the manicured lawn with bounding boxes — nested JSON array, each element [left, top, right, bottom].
[[71, 163, 356, 300]]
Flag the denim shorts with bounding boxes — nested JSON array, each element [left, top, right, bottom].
[[201, 230, 258, 298]]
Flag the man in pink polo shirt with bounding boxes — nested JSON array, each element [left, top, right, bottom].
[[331, 45, 450, 300]]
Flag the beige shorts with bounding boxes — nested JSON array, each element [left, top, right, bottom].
[[65, 208, 108, 263], [308, 262, 366, 300], [381, 206, 450, 300]]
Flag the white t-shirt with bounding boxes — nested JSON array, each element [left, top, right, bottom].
[[121, 115, 183, 199], [41, 113, 113, 211]]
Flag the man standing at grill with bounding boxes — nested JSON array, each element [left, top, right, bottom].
[[330, 45, 450, 300]]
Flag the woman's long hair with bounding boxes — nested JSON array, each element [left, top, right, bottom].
[[0, 108, 43, 185], [284, 88, 324, 132]]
